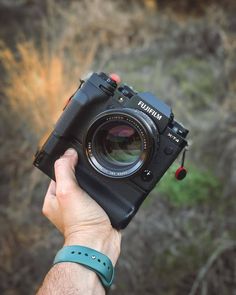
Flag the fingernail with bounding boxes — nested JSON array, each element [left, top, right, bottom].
[[64, 148, 77, 156]]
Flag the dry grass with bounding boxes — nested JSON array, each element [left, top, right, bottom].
[[0, 0, 152, 139], [1, 42, 64, 132], [0, 40, 95, 139]]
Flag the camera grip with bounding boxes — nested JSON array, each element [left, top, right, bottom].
[[75, 157, 146, 229]]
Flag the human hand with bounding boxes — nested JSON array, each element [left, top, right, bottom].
[[42, 148, 121, 264]]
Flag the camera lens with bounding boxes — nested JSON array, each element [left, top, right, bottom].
[[85, 109, 158, 178], [96, 123, 142, 166]]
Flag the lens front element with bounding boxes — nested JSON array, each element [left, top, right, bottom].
[[97, 123, 142, 166], [85, 109, 157, 178]]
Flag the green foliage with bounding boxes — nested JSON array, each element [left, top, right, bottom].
[[157, 163, 222, 206], [167, 56, 217, 109]]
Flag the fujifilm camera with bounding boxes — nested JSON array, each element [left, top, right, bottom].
[[34, 72, 189, 229]]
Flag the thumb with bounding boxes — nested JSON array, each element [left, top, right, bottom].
[[54, 148, 81, 198]]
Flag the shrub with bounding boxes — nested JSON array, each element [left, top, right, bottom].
[[157, 163, 222, 206]]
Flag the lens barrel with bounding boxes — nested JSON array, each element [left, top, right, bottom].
[[85, 109, 158, 178]]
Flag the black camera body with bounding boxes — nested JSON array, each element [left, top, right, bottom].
[[34, 72, 188, 229]]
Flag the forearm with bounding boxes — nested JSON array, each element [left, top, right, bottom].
[[36, 229, 121, 295], [37, 263, 105, 295], [39, 149, 122, 294]]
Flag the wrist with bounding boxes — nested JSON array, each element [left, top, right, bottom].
[[63, 225, 121, 265]]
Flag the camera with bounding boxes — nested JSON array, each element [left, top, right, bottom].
[[34, 72, 189, 229]]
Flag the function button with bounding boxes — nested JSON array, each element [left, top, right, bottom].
[[99, 72, 117, 88], [106, 77, 117, 87], [121, 89, 129, 96], [172, 122, 189, 138], [164, 146, 174, 155], [142, 170, 153, 182], [118, 85, 134, 98]]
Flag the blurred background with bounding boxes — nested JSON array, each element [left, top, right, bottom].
[[0, 0, 236, 294]]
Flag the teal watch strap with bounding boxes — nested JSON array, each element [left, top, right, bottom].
[[53, 245, 114, 288]]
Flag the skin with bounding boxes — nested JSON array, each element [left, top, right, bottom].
[[36, 148, 121, 295]]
